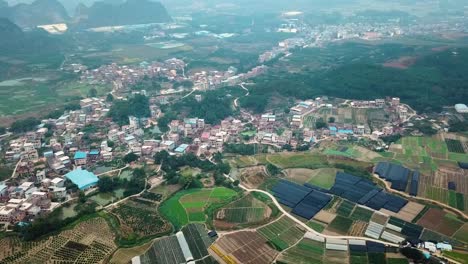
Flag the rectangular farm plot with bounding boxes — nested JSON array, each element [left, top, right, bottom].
[[327, 215, 354, 235], [337, 200, 356, 217], [453, 223, 468, 244], [210, 231, 278, 264], [350, 206, 374, 222], [445, 139, 466, 154], [278, 238, 325, 264], [379, 201, 425, 223], [417, 208, 464, 236], [324, 249, 349, 264], [182, 224, 214, 260], [258, 216, 306, 251]]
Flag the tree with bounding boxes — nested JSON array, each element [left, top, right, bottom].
[[315, 118, 327, 129], [213, 152, 223, 163], [282, 144, 293, 151], [106, 93, 114, 102], [296, 144, 310, 151], [266, 163, 280, 176], [10, 117, 40, 133], [78, 191, 86, 203], [328, 117, 335, 123], [123, 153, 139, 163], [233, 180, 240, 186], [89, 88, 98, 98], [107, 140, 115, 148], [0, 127, 5, 134], [98, 177, 117, 193]]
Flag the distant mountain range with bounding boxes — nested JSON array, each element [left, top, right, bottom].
[[75, 0, 172, 28], [0, 0, 171, 28], [0, 0, 69, 28]]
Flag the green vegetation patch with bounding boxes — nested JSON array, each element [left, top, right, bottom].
[[307, 169, 338, 190], [307, 220, 326, 233], [443, 251, 468, 264], [387, 258, 409, 264], [327, 215, 354, 234], [350, 206, 374, 222], [368, 253, 386, 264], [279, 238, 324, 264], [160, 188, 237, 229], [445, 139, 466, 154], [258, 216, 305, 251], [336, 200, 355, 217]]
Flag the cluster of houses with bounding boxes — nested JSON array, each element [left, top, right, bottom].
[[77, 55, 268, 97]]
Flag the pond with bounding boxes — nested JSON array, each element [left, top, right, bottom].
[[59, 203, 78, 220], [89, 188, 126, 206]]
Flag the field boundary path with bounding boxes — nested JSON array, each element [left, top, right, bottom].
[[371, 174, 468, 220], [103, 164, 161, 210], [96, 165, 129, 177]]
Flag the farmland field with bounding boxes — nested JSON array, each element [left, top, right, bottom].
[[327, 215, 354, 234], [350, 206, 374, 222], [445, 139, 466, 154], [210, 231, 278, 264], [214, 194, 273, 229], [350, 252, 368, 264], [336, 200, 356, 217], [417, 208, 464, 236], [159, 187, 238, 229], [258, 216, 306, 251], [278, 238, 325, 264], [111, 199, 171, 241], [324, 249, 349, 264], [0, 217, 117, 264], [307, 220, 327, 233], [283, 168, 338, 189], [182, 224, 215, 260]]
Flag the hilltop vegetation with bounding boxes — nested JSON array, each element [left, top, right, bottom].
[[245, 47, 468, 113]]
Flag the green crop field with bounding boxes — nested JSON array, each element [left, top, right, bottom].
[[350, 206, 374, 222], [445, 139, 466, 154], [443, 251, 468, 264], [267, 153, 329, 169], [258, 216, 305, 251], [387, 258, 409, 264], [453, 224, 468, 244], [160, 188, 238, 229], [279, 238, 324, 264], [307, 168, 338, 190], [336, 200, 355, 217], [350, 252, 368, 264], [368, 253, 386, 264], [327, 215, 354, 234], [307, 220, 326, 233]]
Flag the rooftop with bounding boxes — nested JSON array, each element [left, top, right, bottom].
[[74, 151, 87, 160], [65, 169, 99, 190]]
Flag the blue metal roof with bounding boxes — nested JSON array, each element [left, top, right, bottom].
[[329, 126, 337, 131], [338, 129, 354, 134], [65, 169, 99, 190], [74, 151, 87, 160], [89, 149, 100, 155], [175, 144, 189, 153]]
